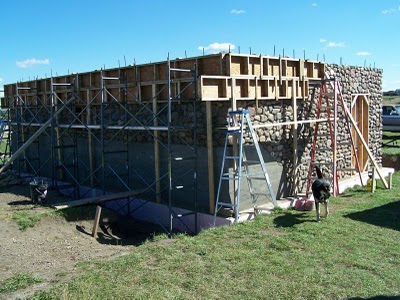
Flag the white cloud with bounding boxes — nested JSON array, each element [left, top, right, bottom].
[[356, 52, 371, 56], [0, 77, 3, 82], [198, 43, 236, 53], [319, 38, 327, 43], [16, 58, 50, 68], [312, 3, 318, 7], [327, 41, 345, 48], [230, 9, 245, 14], [382, 6, 400, 14]]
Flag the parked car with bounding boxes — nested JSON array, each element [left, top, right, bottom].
[[382, 104, 400, 131]]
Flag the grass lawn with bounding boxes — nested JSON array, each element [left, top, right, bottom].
[[382, 131, 400, 156], [383, 95, 400, 104], [27, 174, 400, 300]]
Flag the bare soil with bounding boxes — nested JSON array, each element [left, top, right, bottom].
[[0, 184, 164, 300], [382, 154, 400, 171]]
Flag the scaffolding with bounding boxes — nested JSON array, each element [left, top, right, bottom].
[[2, 53, 388, 232], [3, 58, 199, 236]]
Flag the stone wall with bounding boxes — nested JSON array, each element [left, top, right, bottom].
[[209, 64, 383, 196]]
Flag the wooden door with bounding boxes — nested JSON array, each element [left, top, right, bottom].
[[351, 95, 369, 172]]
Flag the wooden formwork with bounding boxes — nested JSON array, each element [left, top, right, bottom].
[[200, 53, 324, 101], [4, 53, 324, 108]]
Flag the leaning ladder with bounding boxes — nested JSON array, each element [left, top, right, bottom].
[[305, 78, 364, 197], [0, 120, 11, 166], [214, 110, 277, 223]]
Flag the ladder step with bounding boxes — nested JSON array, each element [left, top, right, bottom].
[[227, 128, 242, 133], [246, 175, 268, 180], [229, 110, 248, 115], [221, 176, 239, 181], [250, 192, 271, 196], [216, 202, 236, 208], [225, 155, 240, 160], [243, 160, 262, 164], [337, 168, 357, 172]]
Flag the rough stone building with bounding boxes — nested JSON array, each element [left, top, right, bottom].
[[1, 53, 384, 232]]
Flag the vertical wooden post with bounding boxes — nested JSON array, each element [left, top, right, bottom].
[[53, 83, 64, 180], [92, 205, 102, 237], [87, 86, 94, 187], [153, 84, 161, 203], [292, 79, 298, 195], [231, 78, 238, 210], [206, 101, 215, 214], [371, 167, 376, 193]]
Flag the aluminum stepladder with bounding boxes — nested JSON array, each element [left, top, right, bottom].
[[213, 110, 277, 223], [305, 78, 363, 198]]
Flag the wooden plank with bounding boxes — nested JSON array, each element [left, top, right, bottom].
[[206, 101, 215, 214], [153, 84, 161, 203], [292, 79, 298, 195], [92, 205, 102, 237], [52, 190, 144, 210], [87, 84, 94, 187]]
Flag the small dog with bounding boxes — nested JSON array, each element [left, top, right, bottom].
[[311, 166, 331, 222]]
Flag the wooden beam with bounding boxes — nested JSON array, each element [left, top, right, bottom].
[[206, 101, 215, 214], [87, 84, 94, 187], [153, 84, 161, 203], [292, 78, 298, 195], [52, 189, 144, 210], [92, 205, 102, 237]]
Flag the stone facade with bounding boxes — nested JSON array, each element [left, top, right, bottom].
[[209, 64, 383, 196]]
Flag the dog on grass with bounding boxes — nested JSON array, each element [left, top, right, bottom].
[[311, 166, 331, 222]]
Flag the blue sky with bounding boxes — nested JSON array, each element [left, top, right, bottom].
[[1, 0, 400, 97]]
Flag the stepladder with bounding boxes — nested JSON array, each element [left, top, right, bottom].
[[213, 110, 277, 223]]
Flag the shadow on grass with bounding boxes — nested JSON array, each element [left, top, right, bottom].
[[347, 295, 400, 300], [273, 211, 315, 227], [345, 200, 400, 231], [94, 216, 169, 246], [7, 200, 33, 205]]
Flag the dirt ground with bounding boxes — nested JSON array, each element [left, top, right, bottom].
[[0, 184, 164, 300]]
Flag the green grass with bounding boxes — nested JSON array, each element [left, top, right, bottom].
[[0, 273, 42, 294], [12, 211, 45, 231], [383, 95, 400, 104], [9, 198, 97, 231], [382, 131, 400, 155], [27, 173, 400, 300]]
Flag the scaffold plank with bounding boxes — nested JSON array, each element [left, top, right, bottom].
[[52, 190, 145, 210]]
